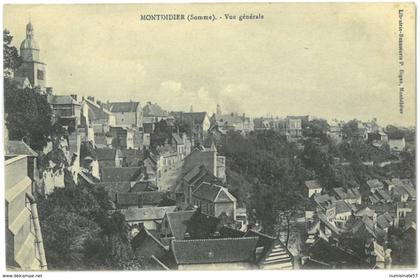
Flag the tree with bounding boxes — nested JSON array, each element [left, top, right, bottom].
[[342, 119, 359, 139], [3, 29, 21, 78], [5, 83, 53, 150], [38, 185, 141, 270], [277, 190, 300, 249], [302, 119, 330, 142], [4, 29, 53, 151]]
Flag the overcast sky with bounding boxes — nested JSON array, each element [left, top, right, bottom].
[[4, 3, 415, 126]]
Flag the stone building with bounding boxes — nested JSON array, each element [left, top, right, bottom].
[[192, 182, 237, 220], [14, 21, 47, 91], [107, 101, 143, 128]]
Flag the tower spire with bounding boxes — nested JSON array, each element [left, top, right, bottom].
[[26, 20, 34, 39]]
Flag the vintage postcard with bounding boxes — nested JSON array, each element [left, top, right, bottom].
[[2, 2, 416, 274]]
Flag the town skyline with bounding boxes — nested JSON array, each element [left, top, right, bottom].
[[3, 3, 416, 273], [4, 4, 415, 127]]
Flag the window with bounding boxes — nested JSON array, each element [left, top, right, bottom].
[[37, 69, 44, 80]]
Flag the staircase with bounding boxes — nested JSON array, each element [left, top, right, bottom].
[[259, 241, 294, 270]]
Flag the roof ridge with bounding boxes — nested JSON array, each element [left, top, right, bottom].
[[245, 229, 277, 240], [145, 228, 169, 250], [173, 236, 259, 243]]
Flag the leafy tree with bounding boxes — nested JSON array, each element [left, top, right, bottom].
[[3, 29, 21, 78], [5, 82, 53, 150], [302, 119, 330, 142], [41, 208, 101, 270], [342, 119, 359, 139], [38, 185, 141, 270]]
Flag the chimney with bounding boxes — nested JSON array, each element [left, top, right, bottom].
[[184, 232, 191, 239], [70, 94, 78, 101]]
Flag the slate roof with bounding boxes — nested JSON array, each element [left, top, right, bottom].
[[139, 191, 166, 206], [171, 237, 259, 265], [313, 194, 336, 210], [120, 148, 143, 159], [5, 140, 38, 157], [333, 187, 361, 200], [183, 165, 203, 183], [143, 102, 167, 117], [165, 210, 196, 239], [376, 212, 394, 230], [305, 180, 322, 189], [172, 112, 207, 124], [309, 238, 368, 268], [116, 192, 140, 207], [108, 101, 140, 113], [348, 215, 376, 238], [182, 166, 218, 192], [78, 171, 101, 185], [95, 181, 132, 200], [366, 179, 384, 189], [121, 206, 176, 222], [96, 148, 117, 161], [193, 182, 236, 203], [193, 182, 221, 201], [355, 207, 376, 218], [335, 200, 352, 214], [84, 98, 112, 120], [47, 95, 80, 105], [172, 133, 183, 145], [393, 185, 409, 197], [120, 149, 144, 166], [375, 189, 392, 202], [100, 167, 142, 182], [400, 179, 416, 198], [129, 181, 157, 193]]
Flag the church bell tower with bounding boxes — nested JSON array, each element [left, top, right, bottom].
[[15, 21, 47, 90]]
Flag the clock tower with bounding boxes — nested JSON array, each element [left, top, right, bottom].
[[15, 21, 47, 90]]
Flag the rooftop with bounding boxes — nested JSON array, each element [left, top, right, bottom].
[[165, 210, 197, 239], [171, 112, 208, 124], [333, 187, 361, 200], [121, 206, 176, 222], [193, 182, 236, 203], [171, 237, 259, 265], [100, 167, 142, 182], [138, 191, 166, 206], [108, 101, 140, 113], [143, 102, 168, 117], [5, 140, 38, 157], [366, 179, 384, 189], [305, 180, 322, 189], [47, 95, 80, 106], [96, 148, 118, 161]]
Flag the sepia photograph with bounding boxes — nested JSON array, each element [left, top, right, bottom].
[[1, 2, 416, 274]]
